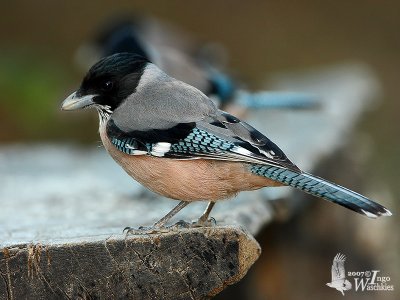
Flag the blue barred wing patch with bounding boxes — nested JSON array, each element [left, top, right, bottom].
[[169, 128, 235, 155], [111, 127, 236, 157]]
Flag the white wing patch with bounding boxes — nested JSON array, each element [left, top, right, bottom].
[[258, 149, 275, 159], [125, 144, 147, 155], [231, 145, 255, 156], [151, 142, 172, 157]]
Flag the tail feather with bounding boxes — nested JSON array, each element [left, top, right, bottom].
[[251, 165, 392, 218], [236, 91, 319, 109]]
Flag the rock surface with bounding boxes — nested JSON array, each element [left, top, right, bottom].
[[0, 226, 260, 300]]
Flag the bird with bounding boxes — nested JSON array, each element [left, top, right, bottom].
[[75, 16, 232, 104], [326, 253, 352, 295], [61, 53, 391, 232], [75, 16, 317, 111]]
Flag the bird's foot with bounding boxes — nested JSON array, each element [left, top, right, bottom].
[[167, 220, 192, 230], [123, 217, 217, 235], [123, 225, 170, 235], [167, 218, 217, 230], [191, 217, 217, 228], [168, 217, 217, 229]]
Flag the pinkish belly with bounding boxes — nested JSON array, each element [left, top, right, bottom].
[[113, 152, 280, 201], [100, 128, 281, 201]]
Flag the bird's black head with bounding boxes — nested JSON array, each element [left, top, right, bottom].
[[62, 53, 149, 112]]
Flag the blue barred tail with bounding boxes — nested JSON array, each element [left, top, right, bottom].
[[250, 165, 392, 218], [236, 91, 319, 109]]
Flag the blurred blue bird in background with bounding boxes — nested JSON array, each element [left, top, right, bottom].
[[75, 15, 318, 113]]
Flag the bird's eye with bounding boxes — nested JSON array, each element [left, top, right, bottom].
[[102, 81, 113, 91]]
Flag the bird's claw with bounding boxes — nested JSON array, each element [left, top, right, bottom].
[[191, 217, 217, 228], [167, 220, 191, 230]]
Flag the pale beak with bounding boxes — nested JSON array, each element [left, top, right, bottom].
[[61, 91, 96, 111]]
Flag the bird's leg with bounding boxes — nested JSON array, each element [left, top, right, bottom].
[[169, 201, 217, 229], [192, 201, 216, 227], [124, 201, 189, 235], [153, 200, 189, 228]]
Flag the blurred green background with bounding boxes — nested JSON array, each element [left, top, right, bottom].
[[1, 1, 398, 299]]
